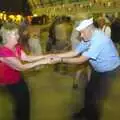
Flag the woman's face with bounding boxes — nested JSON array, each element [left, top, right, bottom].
[[9, 29, 19, 45]]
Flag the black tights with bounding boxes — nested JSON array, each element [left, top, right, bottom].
[[6, 78, 30, 120]]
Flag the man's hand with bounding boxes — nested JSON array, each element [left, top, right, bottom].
[[47, 55, 62, 64]]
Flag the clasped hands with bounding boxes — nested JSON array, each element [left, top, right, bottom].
[[45, 54, 62, 64]]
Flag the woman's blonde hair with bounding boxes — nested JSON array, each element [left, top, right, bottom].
[[0, 22, 19, 44]]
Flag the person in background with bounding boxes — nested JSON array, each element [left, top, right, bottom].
[[45, 16, 61, 72], [29, 32, 42, 70], [0, 22, 53, 120], [29, 32, 42, 56], [50, 18, 120, 120], [111, 17, 120, 54], [97, 16, 111, 37], [54, 16, 73, 74], [45, 17, 57, 53], [19, 24, 31, 55], [46, 16, 72, 74]]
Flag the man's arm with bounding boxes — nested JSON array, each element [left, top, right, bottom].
[[54, 50, 78, 58], [61, 55, 89, 64]]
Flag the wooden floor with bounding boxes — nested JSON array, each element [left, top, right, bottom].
[[0, 65, 120, 120]]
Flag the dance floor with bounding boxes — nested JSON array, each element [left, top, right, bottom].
[[0, 65, 120, 120]]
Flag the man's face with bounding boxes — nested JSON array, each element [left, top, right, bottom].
[[79, 28, 91, 42]]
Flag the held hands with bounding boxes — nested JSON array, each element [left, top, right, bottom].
[[46, 55, 62, 64]]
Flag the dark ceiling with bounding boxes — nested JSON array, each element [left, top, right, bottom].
[[0, 0, 31, 15]]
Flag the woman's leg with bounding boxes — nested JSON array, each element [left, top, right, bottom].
[[6, 79, 30, 120]]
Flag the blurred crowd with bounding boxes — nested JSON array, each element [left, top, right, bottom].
[[30, 0, 120, 17], [0, 12, 120, 74]]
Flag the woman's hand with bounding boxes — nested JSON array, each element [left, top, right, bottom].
[[46, 55, 62, 64]]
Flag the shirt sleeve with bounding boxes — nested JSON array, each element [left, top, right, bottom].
[[75, 40, 90, 54], [82, 41, 104, 60], [0, 47, 15, 57]]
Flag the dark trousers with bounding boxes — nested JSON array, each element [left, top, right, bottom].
[[81, 67, 120, 120], [6, 77, 30, 120]]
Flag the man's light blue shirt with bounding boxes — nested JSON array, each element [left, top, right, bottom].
[[75, 30, 120, 72]]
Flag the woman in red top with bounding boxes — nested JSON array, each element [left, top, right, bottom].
[[0, 22, 52, 120]]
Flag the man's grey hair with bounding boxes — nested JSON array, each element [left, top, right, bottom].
[[86, 24, 96, 32]]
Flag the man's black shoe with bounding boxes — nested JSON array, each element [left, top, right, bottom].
[[72, 83, 78, 89], [72, 109, 85, 119], [72, 112, 82, 119]]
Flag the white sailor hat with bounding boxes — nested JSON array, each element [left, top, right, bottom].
[[76, 18, 93, 31]]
